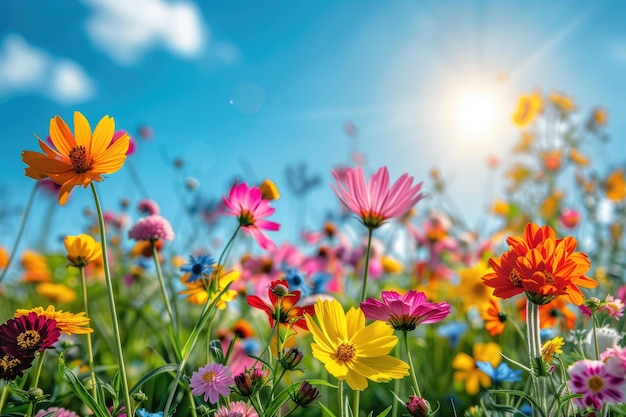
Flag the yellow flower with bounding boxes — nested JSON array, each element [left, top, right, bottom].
[[455, 262, 495, 312], [540, 190, 564, 221], [490, 199, 510, 216], [64, 234, 102, 268], [0, 246, 8, 269], [568, 148, 590, 167], [549, 91, 576, 113], [541, 337, 564, 363], [21, 111, 130, 205], [36, 283, 76, 303], [513, 131, 535, 153], [21, 250, 52, 283], [179, 267, 240, 309], [260, 179, 280, 200], [305, 298, 409, 391], [592, 108, 608, 126], [15, 305, 93, 335], [452, 342, 501, 395], [605, 169, 626, 201], [382, 256, 403, 274], [512, 91, 542, 127]]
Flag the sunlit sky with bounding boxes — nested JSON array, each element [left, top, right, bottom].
[[1, 0, 626, 249]]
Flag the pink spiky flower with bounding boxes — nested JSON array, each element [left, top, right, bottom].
[[331, 166, 424, 229], [360, 290, 450, 331], [567, 359, 626, 410], [223, 182, 280, 251]]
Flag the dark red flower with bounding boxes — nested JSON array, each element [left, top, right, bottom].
[[0, 312, 60, 358], [247, 280, 315, 331], [0, 347, 34, 381]]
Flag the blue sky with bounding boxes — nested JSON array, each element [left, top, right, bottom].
[[2, 0, 626, 250]]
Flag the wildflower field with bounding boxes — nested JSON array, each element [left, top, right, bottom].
[[1, 91, 626, 417]]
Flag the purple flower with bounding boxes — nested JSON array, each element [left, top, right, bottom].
[[360, 290, 450, 331], [128, 215, 175, 242], [0, 312, 60, 358], [189, 363, 233, 404], [567, 359, 626, 410]]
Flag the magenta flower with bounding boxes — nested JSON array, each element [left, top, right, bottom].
[[567, 359, 626, 410], [214, 401, 259, 417], [35, 408, 80, 417], [0, 312, 60, 358], [128, 214, 175, 242], [223, 182, 280, 250], [331, 165, 424, 229], [360, 290, 450, 331], [189, 362, 234, 404], [138, 199, 160, 216]]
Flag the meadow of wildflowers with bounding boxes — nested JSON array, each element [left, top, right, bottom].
[[1, 91, 626, 417]]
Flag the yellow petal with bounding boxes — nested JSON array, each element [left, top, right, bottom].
[[90, 115, 115, 157], [73, 111, 92, 149], [50, 115, 76, 155]]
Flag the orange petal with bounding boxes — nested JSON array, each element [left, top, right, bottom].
[[73, 111, 92, 149], [90, 115, 114, 158], [50, 115, 76, 156]]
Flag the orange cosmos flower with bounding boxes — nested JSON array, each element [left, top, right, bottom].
[[21, 111, 130, 205], [481, 299, 507, 336], [605, 169, 626, 201], [549, 91, 576, 113], [21, 250, 52, 283]]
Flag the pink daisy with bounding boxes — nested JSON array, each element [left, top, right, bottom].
[[600, 295, 625, 319], [360, 290, 451, 331], [35, 407, 80, 417], [330, 165, 424, 229], [214, 401, 259, 417], [128, 214, 175, 242], [567, 359, 626, 410], [189, 363, 233, 404], [222, 182, 280, 251]]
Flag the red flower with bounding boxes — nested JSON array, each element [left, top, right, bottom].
[[0, 312, 60, 358], [247, 280, 315, 331]]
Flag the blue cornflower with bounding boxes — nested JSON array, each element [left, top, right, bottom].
[[539, 328, 554, 341], [285, 268, 312, 297], [437, 321, 468, 348], [180, 254, 215, 283], [476, 361, 522, 384], [137, 409, 164, 417], [311, 272, 332, 294]]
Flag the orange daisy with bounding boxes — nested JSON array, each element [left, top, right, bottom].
[[21, 111, 130, 205], [481, 299, 507, 336]]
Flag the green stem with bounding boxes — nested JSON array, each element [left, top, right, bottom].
[[25, 351, 46, 417], [403, 331, 421, 397], [151, 240, 179, 339], [526, 299, 546, 414], [90, 183, 132, 417], [338, 380, 344, 417], [0, 384, 7, 414], [0, 182, 39, 285], [353, 390, 360, 417], [591, 312, 600, 360], [359, 228, 374, 303], [79, 267, 97, 399]]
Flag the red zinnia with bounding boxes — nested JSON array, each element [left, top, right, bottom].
[[247, 280, 315, 331], [0, 312, 60, 358]]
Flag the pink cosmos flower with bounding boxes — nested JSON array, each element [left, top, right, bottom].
[[330, 165, 424, 229], [360, 290, 451, 331], [189, 363, 234, 404], [567, 359, 626, 410], [223, 182, 280, 251], [128, 215, 175, 242], [214, 401, 259, 417], [600, 295, 625, 319]]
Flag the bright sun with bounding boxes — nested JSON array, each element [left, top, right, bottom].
[[453, 91, 498, 139]]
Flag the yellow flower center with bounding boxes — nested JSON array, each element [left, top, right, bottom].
[[509, 268, 523, 287], [540, 271, 556, 285], [69, 145, 92, 173], [336, 342, 356, 363], [202, 370, 217, 383], [0, 355, 21, 371], [17, 330, 41, 349], [588, 375, 604, 393], [360, 211, 385, 229]]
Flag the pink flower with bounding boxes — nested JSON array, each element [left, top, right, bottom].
[[138, 199, 160, 216], [360, 290, 450, 331], [600, 295, 625, 319], [35, 408, 80, 417], [567, 359, 626, 410], [214, 401, 259, 417], [190, 363, 233, 404], [222, 182, 280, 250], [128, 215, 174, 242], [330, 165, 424, 229], [110, 130, 135, 155]]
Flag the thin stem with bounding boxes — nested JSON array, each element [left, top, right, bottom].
[[0, 182, 39, 285], [359, 228, 374, 303], [25, 352, 46, 417], [79, 266, 97, 399], [353, 390, 360, 417], [526, 299, 546, 414], [0, 384, 7, 414], [151, 240, 179, 337], [403, 331, 421, 397], [338, 380, 344, 417], [591, 312, 600, 360], [90, 183, 132, 417]]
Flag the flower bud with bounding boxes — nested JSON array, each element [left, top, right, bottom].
[[281, 347, 304, 370], [132, 390, 148, 402], [291, 381, 320, 407], [406, 395, 430, 417], [272, 284, 289, 297], [233, 372, 254, 397], [27, 388, 44, 399]]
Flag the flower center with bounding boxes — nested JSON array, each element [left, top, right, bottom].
[[238, 209, 256, 227], [541, 271, 556, 285], [361, 211, 385, 229], [509, 268, 523, 287], [69, 146, 92, 173], [336, 342, 356, 363], [191, 264, 203, 275], [202, 370, 217, 383], [0, 355, 21, 372], [17, 330, 41, 349], [587, 375, 605, 393]]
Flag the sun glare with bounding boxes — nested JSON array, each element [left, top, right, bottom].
[[453, 91, 498, 139]]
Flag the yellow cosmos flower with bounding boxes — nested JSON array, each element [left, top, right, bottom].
[[490, 199, 510, 216], [512, 91, 542, 127], [64, 234, 102, 268], [541, 337, 564, 363], [179, 267, 240, 309], [452, 342, 501, 395], [21, 111, 130, 205], [305, 298, 409, 391], [21, 250, 52, 283], [382, 256, 403, 274], [15, 305, 93, 335], [605, 169, 626, 201], [260, 179, 280, 200], [454, 262, 494, 312], [549, 91, 576, 113], [36, 282, 76, 303], [568, 148, 590, 167]]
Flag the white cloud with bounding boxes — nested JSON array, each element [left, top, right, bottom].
[[83, 0, 207, 65], [0, 34, 95, 104]]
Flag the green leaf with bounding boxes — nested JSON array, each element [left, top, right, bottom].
[[58, 353, 111, 417], [129, 364, 179, 395], [319, 402, 338, 417], [374, 405, 392, 417], [264, 379, 336, 417]]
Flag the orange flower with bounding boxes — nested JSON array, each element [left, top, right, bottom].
[[512, 91, 542, 127], [21, 111, 130, 205], [539, 190, 564, 221], [36, 283, 76, 303], [591, 108, 608, 126], [568, 148, 590, 167], [513, 131, 534, 153], [481, 299, 507, 336], [549, 92, 576, 113], [605, 169, 626, 201], [541, 149, 562, 171], [516, 296, 576, 331], [0, 246, 8, 269], [21, 250, 51, 283]]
